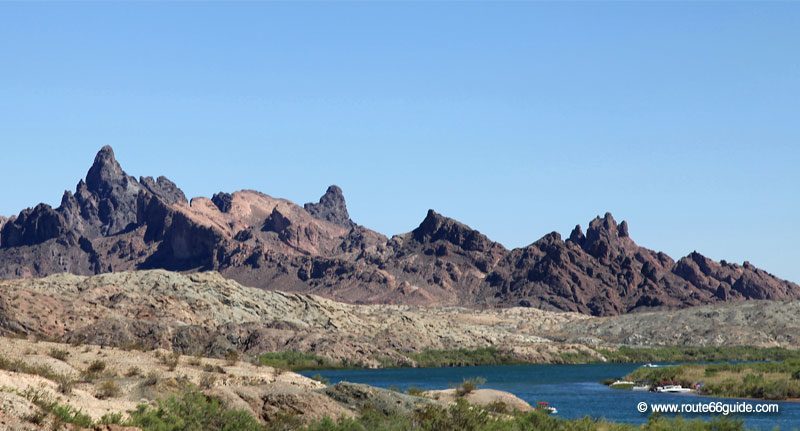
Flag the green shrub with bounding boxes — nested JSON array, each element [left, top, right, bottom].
[[128, 389, 264, 431], [258, 351, 338, 371], [410, 347, 519, 368], [50, 403, 93, 428], [99, 412, 124, 425]]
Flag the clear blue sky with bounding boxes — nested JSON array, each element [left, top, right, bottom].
[[1, 2, 799, 281]]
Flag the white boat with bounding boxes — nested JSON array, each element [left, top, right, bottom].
[[643, 363, 661, 368], [632, 385, 650, 391], [610, 380, 635, 387], [656, 385, 693, 393]]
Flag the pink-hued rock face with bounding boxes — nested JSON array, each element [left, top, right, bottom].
[[0, 146, 797, 316]]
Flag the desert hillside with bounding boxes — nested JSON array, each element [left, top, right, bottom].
[[3, 270, 800, 371], [0, 270, 596, 367]]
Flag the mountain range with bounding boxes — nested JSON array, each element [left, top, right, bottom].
[[1, 146, 796, 316]]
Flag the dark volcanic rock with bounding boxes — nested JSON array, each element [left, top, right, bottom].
[[0, 146, 797, 316], [304, 185, 354, 228], [82, 145, 143, 235], [211, 192, 233, 213], [411, 209, 496, 253], [140, 176, 187, 205], [0, 204, 66, 247]]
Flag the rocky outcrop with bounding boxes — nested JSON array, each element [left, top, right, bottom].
[[0, 146, 797, 316], [304, 185, 354, 228], [0, 204, 66, 247], [140, 175, 187, 205]]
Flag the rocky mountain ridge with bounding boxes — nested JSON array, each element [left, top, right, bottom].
[[1, 146, 797, 316]]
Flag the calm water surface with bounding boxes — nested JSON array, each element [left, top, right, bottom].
[[302, 363, 800, 430]]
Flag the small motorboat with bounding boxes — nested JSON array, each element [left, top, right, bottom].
[[656, 385, 693, 393], [536, 401, 558, 414], [643, 363, 661, 368], [632, 384, 650, 391]]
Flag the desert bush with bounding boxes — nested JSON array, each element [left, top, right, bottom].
[[456, 377, 486, 397], [142, 371, 161, 387], [96, 379, 122, 399], [203, 363, 226, 374], [86, 359, 106, 374], [48, 348, 70, 361], [160, 352, 181, 371], [55, 373, 75, 395], [126, 366, 142, 377], [406, 386, 424, 396], [199, 373, 218, 390], [225, 350, 241, 366]]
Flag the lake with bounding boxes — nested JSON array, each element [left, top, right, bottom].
[[302, 363, 800, 430]]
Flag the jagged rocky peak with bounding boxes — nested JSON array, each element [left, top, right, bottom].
[[78, 146, 143, 235], [140, 176, 187, 205], [85, 146, 137, 196], [0, 204, 66, 247], [211, 192, 234, 213], [304, 185, 353, 228], [568, 224, 585, 244], [411, 209, 497, 252], [581, 212, 635, 259]]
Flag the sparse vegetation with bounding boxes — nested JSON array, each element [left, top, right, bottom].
[[96, 379, 122, 399], [455, 377, 486, 397], [203, 363, 226, 374], [142, 371, 161, 387], [406, 386, 424, 396], [48, 348, 70, 361], [410, 347, 520, 368], [309, 373, 329, 385], [86, 359, 107, 374], [226, 350, 241, 366], [282, 398, 745, 431], [0, 354, 60, 381], [158, 351, 181, 371], [199, 373, 218, 389], [257, 351, 339, 371], [126, 365, 143, 377], [601, 345, 800, 364], [127, 389, 264, 431]]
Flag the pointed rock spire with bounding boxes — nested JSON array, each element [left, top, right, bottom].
[[568, 224, 585, 244], [78, 146, 142, 235], [304, 185, 354, 228]]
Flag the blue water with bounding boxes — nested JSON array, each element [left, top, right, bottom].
[[302, 363, 800, 430]]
